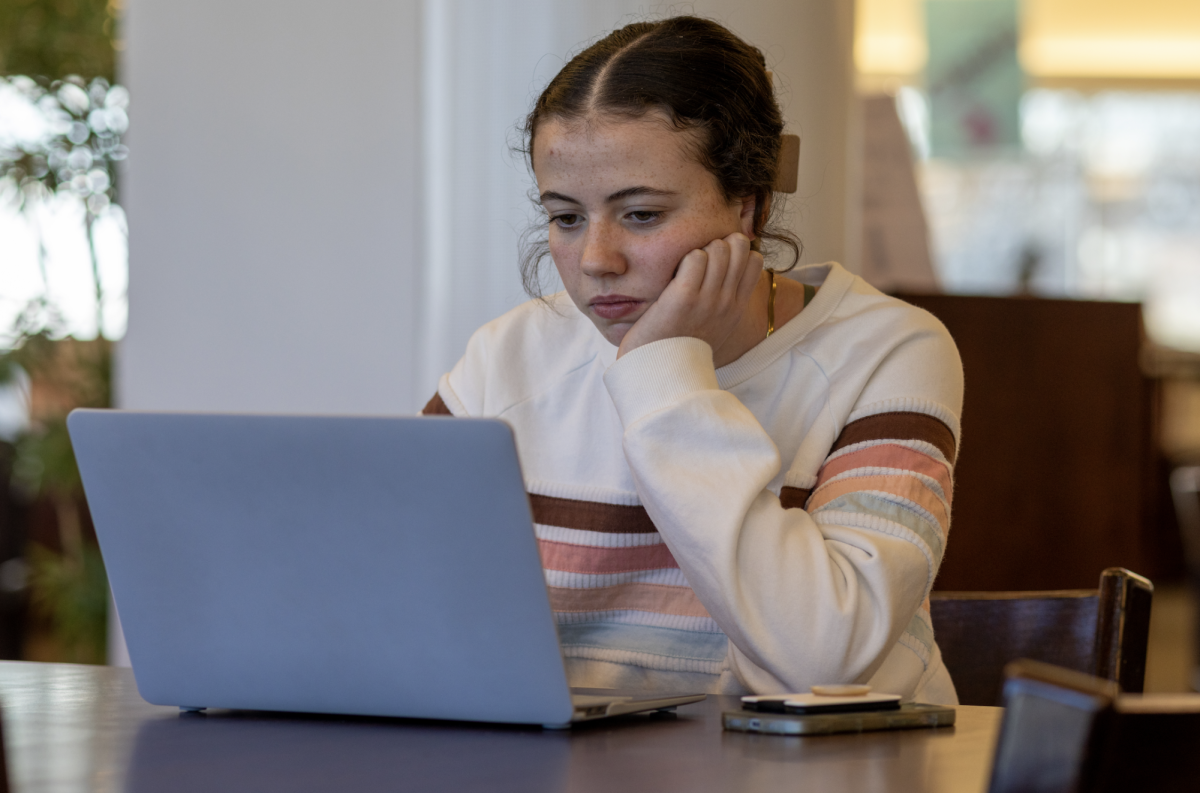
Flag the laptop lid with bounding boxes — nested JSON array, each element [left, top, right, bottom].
[[68, 409, 577, 726]]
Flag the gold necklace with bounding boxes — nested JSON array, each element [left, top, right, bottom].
[[766, 270, 777, 336]]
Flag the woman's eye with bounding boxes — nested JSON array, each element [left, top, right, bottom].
[[628, 211, 660, 223], [551, 214, 581, 228]]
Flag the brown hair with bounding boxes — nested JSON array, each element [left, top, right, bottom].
[[519, 15, 802, 297]]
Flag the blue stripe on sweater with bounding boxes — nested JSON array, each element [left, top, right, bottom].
[[557, 622, 728, 662], [814, 492, 945, 563], [904, 612, 934, 653]]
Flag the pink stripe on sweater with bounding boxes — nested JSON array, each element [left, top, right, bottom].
[[538, 539, 679, 574], [807, 474, 950, 532], [816, 444, 952, 501]]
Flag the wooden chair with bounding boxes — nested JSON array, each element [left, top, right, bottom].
[[988, 658, 1200, 793], [987, 659, 1119, 793], [930, 568, 1154, 706]]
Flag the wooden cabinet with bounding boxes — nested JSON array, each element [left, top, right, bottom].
[[897, 294, 1182, 590]]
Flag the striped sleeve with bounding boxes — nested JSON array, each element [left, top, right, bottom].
[[806, 409, 955, 572], [802, 408, 957, 668]]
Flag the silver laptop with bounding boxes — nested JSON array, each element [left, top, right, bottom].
[[67, 409, 703, 728]]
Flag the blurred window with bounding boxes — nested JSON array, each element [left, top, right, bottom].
[[0, 77, 128, 345], [858, 0, 1200, 353]]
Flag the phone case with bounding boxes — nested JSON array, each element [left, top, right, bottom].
[[741, 692, 900, 713], [722, 703, 956, 736]]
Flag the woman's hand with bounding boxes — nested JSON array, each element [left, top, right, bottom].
[[617, 232, 764, 360]]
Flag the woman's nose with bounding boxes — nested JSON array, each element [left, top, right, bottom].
[[579, 223, 627, 277]]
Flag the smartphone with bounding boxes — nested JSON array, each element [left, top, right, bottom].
[[723, 702, 956, 736]]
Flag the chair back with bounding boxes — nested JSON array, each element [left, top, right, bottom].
[[987, 660, 1118, 793], [931, 568, 1153, 706]]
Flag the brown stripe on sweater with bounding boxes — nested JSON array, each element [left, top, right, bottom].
[[780, 486, 812, 510], [832, 412, 956, 464], [530, 494, 659, 534], [421, 393, 453, 415]]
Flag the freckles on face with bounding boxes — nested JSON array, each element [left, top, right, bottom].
[[532, 115, 748, 345]]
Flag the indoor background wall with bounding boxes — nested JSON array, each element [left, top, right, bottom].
[[113, 0, 857, 663]]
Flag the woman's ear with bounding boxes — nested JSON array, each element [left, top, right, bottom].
[[738, 194, 759, 238]]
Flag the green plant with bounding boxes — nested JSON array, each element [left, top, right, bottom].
[[1, 0, 123, 664], [0, 0, 119, 82], [26, 530, 108, 664], [2, 317, 113, 664]]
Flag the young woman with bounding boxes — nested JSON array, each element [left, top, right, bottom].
[[423, 17, 963, 705]]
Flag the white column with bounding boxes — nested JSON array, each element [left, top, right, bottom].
[[116, 0, 424, 666], [119, 0, 424, 416]]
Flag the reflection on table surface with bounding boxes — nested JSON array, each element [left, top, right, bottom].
[[0, 661, 1003, 793]]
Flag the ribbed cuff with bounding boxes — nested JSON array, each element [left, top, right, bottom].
[[603, 337, 719, 427]]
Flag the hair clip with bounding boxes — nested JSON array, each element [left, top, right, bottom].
[[775, 134, 800, 193]]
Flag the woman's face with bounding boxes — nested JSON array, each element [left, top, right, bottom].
[[532, 114, 755, 346]]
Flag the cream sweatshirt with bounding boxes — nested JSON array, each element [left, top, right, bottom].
[[431, 262, 963, 704]]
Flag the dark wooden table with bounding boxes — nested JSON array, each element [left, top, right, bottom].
[[0, 661, 1003, 792]]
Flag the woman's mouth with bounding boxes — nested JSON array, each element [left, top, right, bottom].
[[589, 295, 643, 320]]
